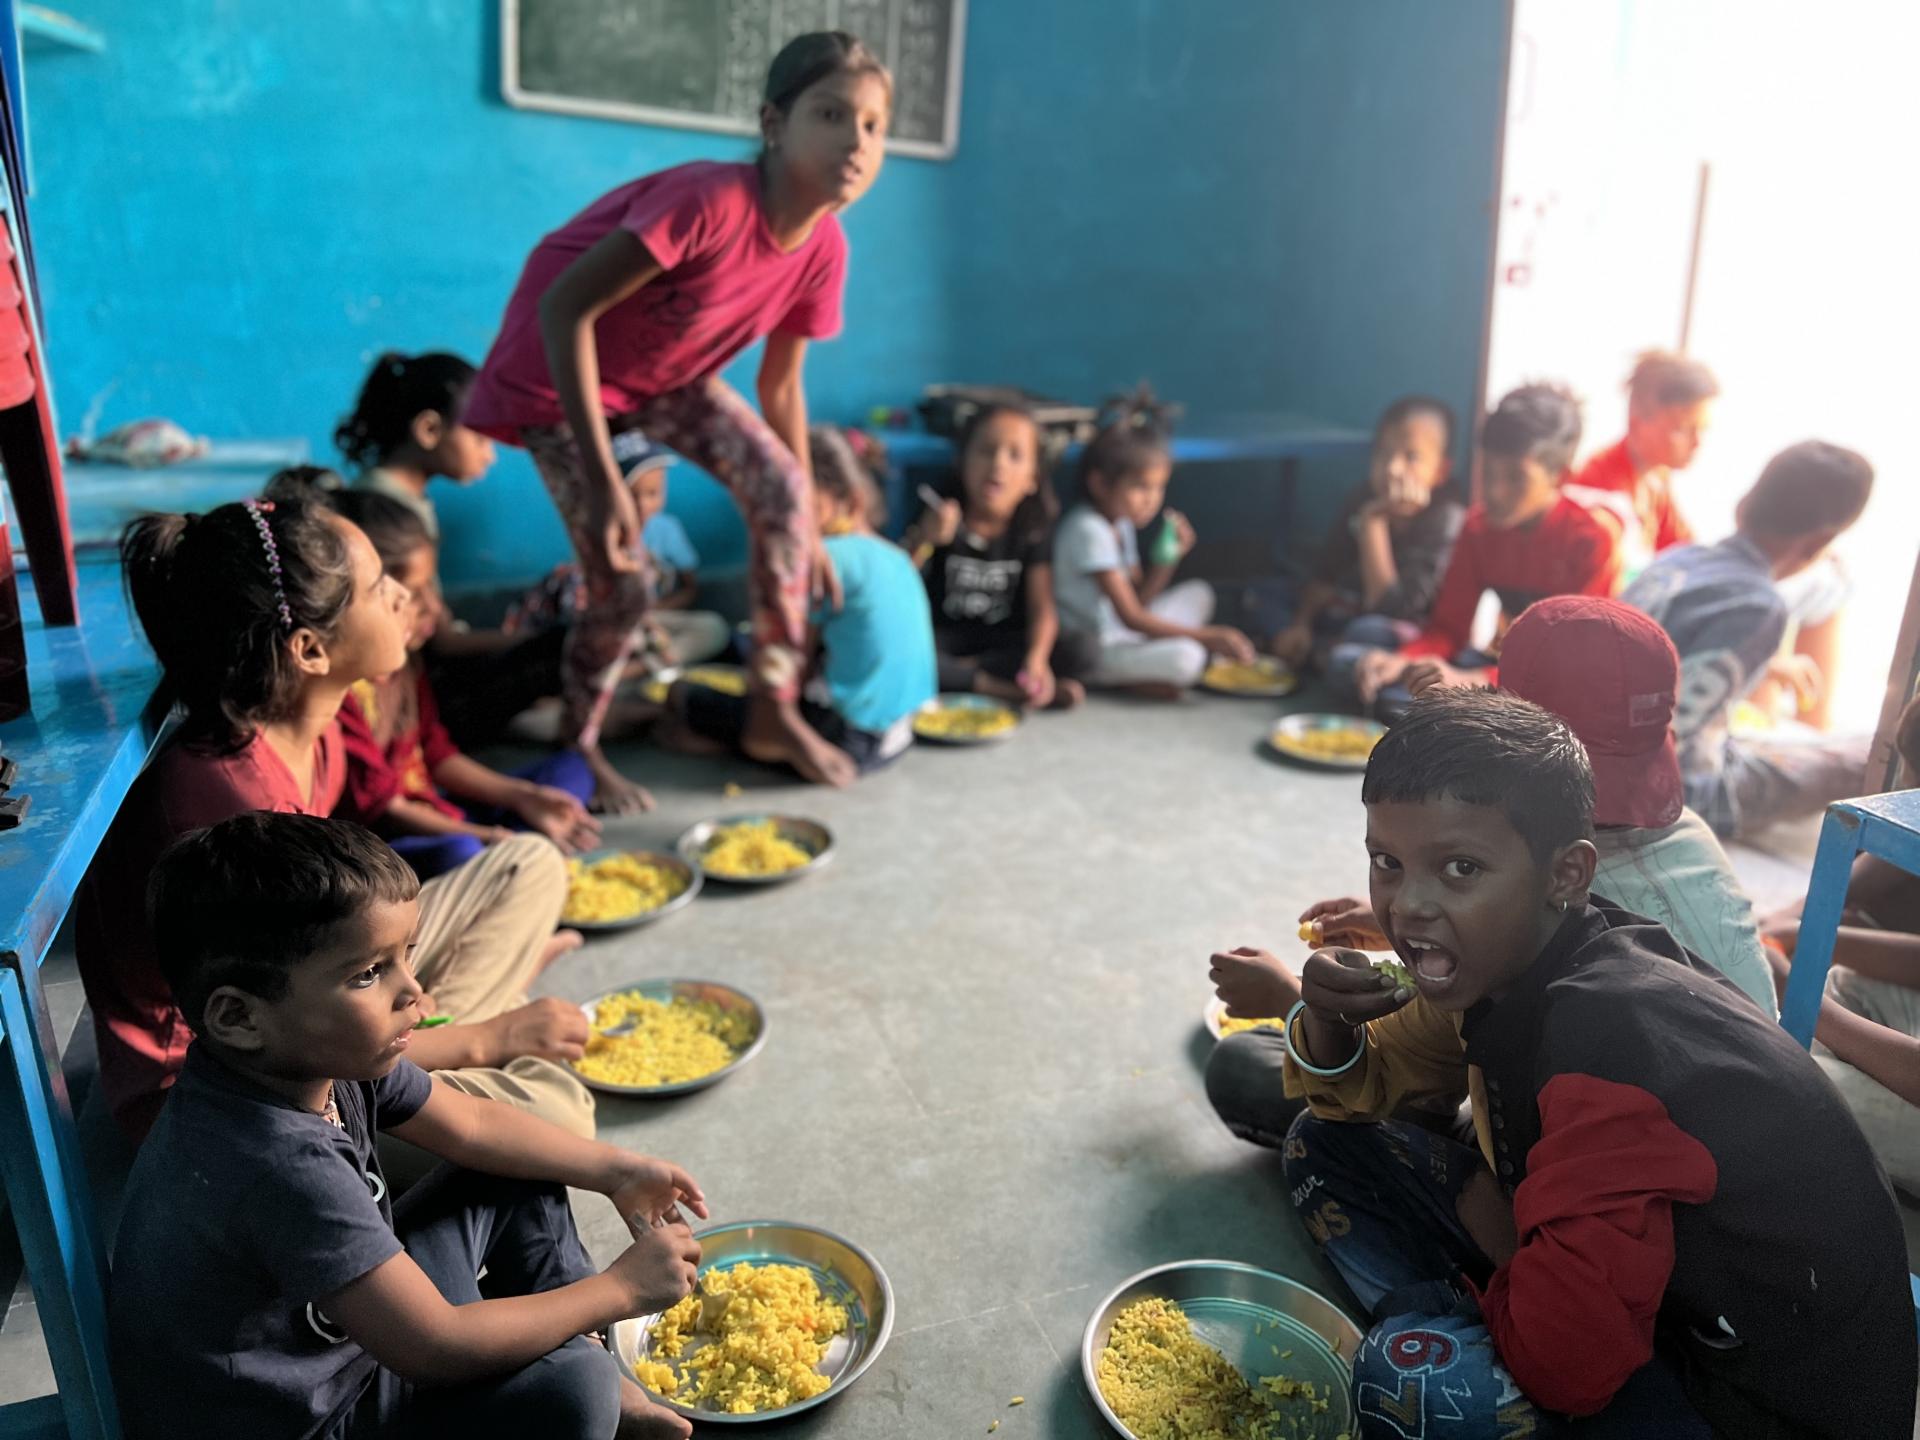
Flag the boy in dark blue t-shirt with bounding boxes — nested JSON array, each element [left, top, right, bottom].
[[111, 813, 705, 1440]]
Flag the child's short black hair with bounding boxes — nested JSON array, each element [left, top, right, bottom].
[[265, 467, 432, 575], [953, 401, 1061, 543], [1374, 394, 1456, 450], [1077, 383, 1180, 492], [1739, 440, 1874, 541], [1363, 689, 1596, 861], [808, 424, 888, 528], [334, 351, 477, 471], [149, 813, 419, 1033], [1481, 383, 1583, 475], [1627, 350, 1719, 411]]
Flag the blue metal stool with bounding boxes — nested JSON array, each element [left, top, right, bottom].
[[1776, 790, 1920, 1334]]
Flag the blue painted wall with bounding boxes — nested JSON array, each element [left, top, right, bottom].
[[26, 0, 1505, 591]]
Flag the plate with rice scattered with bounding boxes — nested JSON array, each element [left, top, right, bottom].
[[1201, 657, 1299, 698], [678, 815, 834, 885], [1264, 714, 1386, 771], [1202, 997, 1286, 1042], [615, 1220, 894, 1423], [570, 981, 767, 1097], [639, 664, 750, 706], [1084, 1261, 1361, 1440], [561, 851, 701, 931], [912, 693, 1022, 745]]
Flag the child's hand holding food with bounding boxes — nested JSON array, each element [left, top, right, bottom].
[[1207, 946, 1301, 1019], [1298, 897, 1388, 951], [1299, 946, 1414, 1048], [608, 1218, 702, 1318]]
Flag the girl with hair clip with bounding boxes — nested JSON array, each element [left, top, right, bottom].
[[902, 402, 1096, 709], [464, 31, 894, 806], [1051, 386, 1254, 698], [75, 489, 597, 1145]]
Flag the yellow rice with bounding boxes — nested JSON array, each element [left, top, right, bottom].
[[701, 821, 814, 878], [642, 665, 750, 704], [1273, 725, 1378, 762], [914, 703, 1018, 739], [634, 1261, 848, 1413], [1203, 659, 1292, 692], [1095, 1297, 1345, 1440], [1217, 1013, 1284, 1040], [562, 854, 689, 925], [572, 991, 755, 1088]]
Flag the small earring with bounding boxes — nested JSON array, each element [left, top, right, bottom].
[[1558, 899, 1570, 913]]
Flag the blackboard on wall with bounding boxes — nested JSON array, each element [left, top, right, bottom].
[[502, 0, 965, 160]]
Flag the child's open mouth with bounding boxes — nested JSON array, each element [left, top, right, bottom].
[[1400, 938, 1458, 991]]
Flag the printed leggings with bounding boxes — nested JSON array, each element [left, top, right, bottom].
[[524, 376, 815, 746]]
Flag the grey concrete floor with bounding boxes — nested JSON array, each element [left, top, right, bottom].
[[1, 689, 1913, 1435]]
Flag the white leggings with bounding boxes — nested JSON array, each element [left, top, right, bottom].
[[1087, 579, 1216, 689]]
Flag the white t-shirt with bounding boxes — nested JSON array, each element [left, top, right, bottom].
[[1592, 806, 1776, 1016], [1052, 504, 1138, 640]]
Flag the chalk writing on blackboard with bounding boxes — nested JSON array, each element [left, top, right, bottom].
[[503, 0, 965, 160]]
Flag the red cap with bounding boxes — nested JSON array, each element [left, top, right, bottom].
[[1498, 596, 1683, 829]]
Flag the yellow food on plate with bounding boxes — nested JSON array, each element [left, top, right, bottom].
[[1096, 1297, 1344, 1440], [562, 854, 690, 925], [701, 821, 815, 878], [1275, 725, 1380, 762], [573, 991, 756, 1088], [636, 1261, 849, 1413], [1204, 659, 1293, 692], [642, 665, 750, 704], [914, 703, 1018, 740], [1217, 1013, 1284, 1039]]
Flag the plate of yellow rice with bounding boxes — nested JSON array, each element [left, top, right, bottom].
[[639, 663, 750, 706], [561, 850, 701, 931], [677, 815, 834, 886], [569, 981, 767, 1097], [1201, 657, 1299, 699], [613, 1220, 894, 1423], [1203, 996, 1285, 1042], [1263, 714, 1386, 772], [912, 693, 1022, 745], [1083, 1261, 1361, 1440]]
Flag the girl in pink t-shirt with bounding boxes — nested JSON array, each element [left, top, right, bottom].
[[465, 31, 892, 805]]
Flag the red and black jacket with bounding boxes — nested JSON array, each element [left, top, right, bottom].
[[1461, 901, 1916, 1438]]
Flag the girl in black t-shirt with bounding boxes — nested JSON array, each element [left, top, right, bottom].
[[903, 404, 1097, 709]]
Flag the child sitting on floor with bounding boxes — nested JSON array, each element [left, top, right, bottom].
[[1762, 690, 1920, 1196], [1052, 388, 1254, 696], [1264, 395, 1464, 670], [1207, 596, 1775, 1149], [665, 426, 934, 773], [337, 350, 567, 749], [112, 813, 701, 1440], [903, 401, 1095, 708], [78, 495, 593, 1142], [1340, 384, 1617, 716], [1282, 695, 1912, 1436], [1622, 439, 1875, 838], [504, 434, 732, 671], [1565, 350, 1718, 575], [1263, 690, 1914, 1437], [285, 480, 602, 880]]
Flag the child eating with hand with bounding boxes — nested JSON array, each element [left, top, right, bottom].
[[1267, 690, 1913, 1437], [112, 812, 703, 1439]]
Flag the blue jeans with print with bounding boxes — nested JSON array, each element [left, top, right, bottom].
[[1284, 1112, 1710, 1438]]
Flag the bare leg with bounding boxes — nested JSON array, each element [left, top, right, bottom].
[[1049, 678, 1087, 710], [1794, 611, 1843, 731], [617, 1376, 692, 1440], [580, 742, 654, 815], [741, 694, 855, 787]]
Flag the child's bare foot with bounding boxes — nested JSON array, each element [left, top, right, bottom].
[[583, 745, 655, 815], [973, 672, 1028, 706], [1048, 678, 1086, 710], [741, 696, 854, 787], [539, 929, 584, 973], [618, 1377, 691, 1439]]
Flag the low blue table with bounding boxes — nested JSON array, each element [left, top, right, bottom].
[[0, 555, 164, 1439]]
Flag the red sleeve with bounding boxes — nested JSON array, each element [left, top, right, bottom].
[[334, 692, 403, 824], [415, 671, 461, 774], [1402, 519, 1484, 660], [1477, 1073, 1717, 1416], [1571, 514, 1622, 597], [1652, 489, 1693, 551]]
